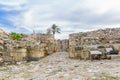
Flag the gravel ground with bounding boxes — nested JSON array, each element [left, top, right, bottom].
[[0, 52, 120, 80]]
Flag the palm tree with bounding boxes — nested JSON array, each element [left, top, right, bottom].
[[47, 24, 60, 40], [47, 24, 61, 52]]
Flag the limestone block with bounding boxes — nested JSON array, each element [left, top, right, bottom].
[[0, 40, 3, 44], [2, 56, 13, 62], [113, 45, 120, 51], [29, 47, 45, 59], [69, 52, 75, 58]]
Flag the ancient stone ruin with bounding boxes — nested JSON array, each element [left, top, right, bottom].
[[0, 28, 70, 64], [69, 28, 120, 60], [0, 28, 120, 64], [0, 29, 55, 64]]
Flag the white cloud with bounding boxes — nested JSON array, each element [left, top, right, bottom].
[[82, 0, 120, 14], [0, 0, 27, 11], [1, 0, 120, 39], [0, 0, 26, 6]]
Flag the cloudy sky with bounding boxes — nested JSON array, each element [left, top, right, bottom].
[[0, 0, 120, 39]]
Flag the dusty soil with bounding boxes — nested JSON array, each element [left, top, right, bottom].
[[0, 52, 120, 80]]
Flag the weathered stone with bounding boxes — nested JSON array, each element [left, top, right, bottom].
[[0, 57, 3, 63], [28, 46, 45, 61], [0, 27, 120, 62], [56, 39, 69, 52], [113, 44, 120, 51], [0, 30, 54, 63], [69, 28, 120, 59], [8, 47, 27, 62]]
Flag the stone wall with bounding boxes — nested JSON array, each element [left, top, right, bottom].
[[56, 39, 69, 52], [0, 28, 9, 57], [10, 47, 27, 62], [69, 33, 82, 58], [69, 29, 120, 59], [68, 34, 99, 59], [0, 32, 54, 63], [27, 44, 46, 61], [0, 27, 120, 62], [0, 29, 8, 39], [26, 33, 54, 55]]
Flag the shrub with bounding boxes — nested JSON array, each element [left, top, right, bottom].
[[10, 32, 22, 40]]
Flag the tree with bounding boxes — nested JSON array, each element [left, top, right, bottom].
[[47, 24, 61, 52], [47, 24, 60, 40], [10, 32, 22, 40]]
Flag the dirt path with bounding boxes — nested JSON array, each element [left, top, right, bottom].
[[0, 52, 120, 80]]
